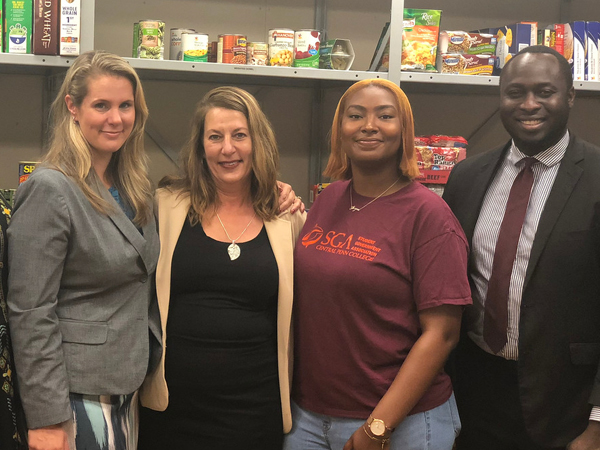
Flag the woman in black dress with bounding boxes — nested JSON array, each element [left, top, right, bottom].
[[0, 192, 27, 450], [138, 86, 305, 449]]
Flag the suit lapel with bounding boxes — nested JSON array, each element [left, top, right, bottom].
[[90, 173, 154, 274], [524, 138, 584, 288]]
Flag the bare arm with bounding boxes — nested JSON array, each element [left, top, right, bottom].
[[344, 304, 463, 450]]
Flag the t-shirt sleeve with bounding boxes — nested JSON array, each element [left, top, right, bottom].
[[411, 228, 472, 311]]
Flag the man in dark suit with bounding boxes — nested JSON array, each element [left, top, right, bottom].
[[444, 45, 600, 450]]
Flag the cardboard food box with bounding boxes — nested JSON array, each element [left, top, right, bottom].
[[319, 39, 354, 70], [538, 28, 552, 46], [60, 0, 80, 56], [34, 0, 59, 55], [19, 161, 39, 185], [570, 21, 586, 81], [402, 8, 442, 72], [439, 31, 497, 55], [480, 23, 532, 70], [586, 21, 600, 81], [0, 0, 3, 52], [6, 0, 33, 54]]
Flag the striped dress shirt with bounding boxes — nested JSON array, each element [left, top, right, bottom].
[[466, 131, 569, 360]]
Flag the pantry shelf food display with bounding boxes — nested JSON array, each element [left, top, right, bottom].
[[1, 0, 600, 93]]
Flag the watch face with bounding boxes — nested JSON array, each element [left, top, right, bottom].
[[370, 420, 386, 436]]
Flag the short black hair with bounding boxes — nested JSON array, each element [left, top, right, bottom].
[[500, 45, 573, 90]]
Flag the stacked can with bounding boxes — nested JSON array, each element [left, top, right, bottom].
[[294, 29, 321, 68], [135, 20, 165, 60], [181, 33, 209, 62], [170, 28, 195, 60], [268, 29, 294, 66], [247, 42, 268, 65], [218, 34, 247, 64]]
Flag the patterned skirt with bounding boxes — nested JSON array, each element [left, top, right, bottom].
[[66, 392, 138, 450]]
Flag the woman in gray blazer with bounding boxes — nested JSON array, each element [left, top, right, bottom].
[[7, 51, 160, 450]]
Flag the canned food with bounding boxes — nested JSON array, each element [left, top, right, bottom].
[[208, 41, 218, 62], [294, 29, 320, 68], [181, 33, 209, 62], [137, 20, 165, 60], [246, 42, 268, 66], [268, 29, 294, 66], [19, 161, 38, 185], [170, 28, 195, 60], [218, 34, 246, 64]]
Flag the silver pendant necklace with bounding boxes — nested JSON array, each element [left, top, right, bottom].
[[215, 210, 256, 261], [349, 178, 400, 212]]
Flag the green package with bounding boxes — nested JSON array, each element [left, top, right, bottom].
[[6, 0, 33, 54], [402, 8, 442, 72]]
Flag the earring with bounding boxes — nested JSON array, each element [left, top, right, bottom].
[[72, 116, 79, 125]]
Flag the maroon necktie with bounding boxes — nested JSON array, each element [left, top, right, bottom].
[[484, 157, 537, 354]]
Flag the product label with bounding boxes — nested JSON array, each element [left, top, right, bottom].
[[60, 0, 80, 56], [7, 0, 33, 53], [182, 33, 208, 62], [294, 30, 320, 68]]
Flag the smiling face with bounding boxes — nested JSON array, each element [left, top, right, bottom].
[[340, 85, 402, 172], [66, 74, 135, 163], [203, 107, 254, 191], [500, 53, 575, 156]]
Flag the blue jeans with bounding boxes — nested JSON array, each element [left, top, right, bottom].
[[283, 393, 460, 450]]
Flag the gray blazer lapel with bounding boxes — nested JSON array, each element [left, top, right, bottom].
[[524, 138, 584, 288], [89, 172, 154, 274]]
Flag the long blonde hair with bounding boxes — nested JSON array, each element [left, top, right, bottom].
[[44, 50, 152, 226], [324, 78, 420, 181], [160, 86, 279, 224]]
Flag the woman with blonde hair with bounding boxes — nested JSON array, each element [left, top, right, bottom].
[[285, 79, 471, 450], [8, 50, 160, 450], [138, 86, 305, 449]]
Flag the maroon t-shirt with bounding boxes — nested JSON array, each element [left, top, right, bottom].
[[292, 180, 471, 418]]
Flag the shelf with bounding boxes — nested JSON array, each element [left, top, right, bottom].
[[0, 54, 77, 75], [126, 58, 388, 87], [2, 53, 600, 93]]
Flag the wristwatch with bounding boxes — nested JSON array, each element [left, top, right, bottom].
[[367, 415, 394, 439]]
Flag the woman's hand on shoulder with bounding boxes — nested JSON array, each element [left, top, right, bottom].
[[277, 181, 305, 214], [343, 425, 390, 450], [28, 424, 70, 450]]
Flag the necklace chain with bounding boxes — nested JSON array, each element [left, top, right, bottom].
[[349, 178, 400, 212], [215, 210, 255, 261]]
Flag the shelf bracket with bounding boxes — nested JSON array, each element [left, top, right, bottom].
[[388, 0, 404, 86], [315, 0, 327, 42]]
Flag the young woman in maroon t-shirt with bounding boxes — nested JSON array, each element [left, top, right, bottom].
[[284, 79, 471, 450]]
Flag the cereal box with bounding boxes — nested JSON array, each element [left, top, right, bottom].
[[6, 0, 33, 54], [571, 21, 586, 81], [34, 0, 59, 55], [586, 22, 600, 81], [19, 162, 38, 184], [402, 9, 442, 72], [0, 0, 3, 52], [60, 0, 80, 56], [481, 23, 532, 69]]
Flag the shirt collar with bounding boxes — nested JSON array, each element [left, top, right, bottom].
[[508, 130, 570, 168]]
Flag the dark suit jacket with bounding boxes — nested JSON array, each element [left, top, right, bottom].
[[443, 135, 600, 447]]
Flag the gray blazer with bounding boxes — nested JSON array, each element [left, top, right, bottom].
[[7, 167, 160, 429]]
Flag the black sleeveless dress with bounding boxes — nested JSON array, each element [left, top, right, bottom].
[[139, 220, 282, 449]]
